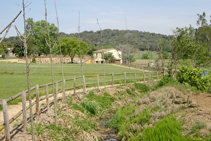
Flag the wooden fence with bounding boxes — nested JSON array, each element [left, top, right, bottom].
[[0, 71, 163, 140]]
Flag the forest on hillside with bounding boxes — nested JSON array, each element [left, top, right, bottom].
[[62, 29, 172, 51], [2, 29, 172, 52]]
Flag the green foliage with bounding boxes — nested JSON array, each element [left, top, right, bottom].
[[12, 42, 25, 57], [73, 104, 85, 113], [81, 100, 98, 116], [103, 52, 115, 63], [35, 122, 45, 136], [134, 83, 150, 93], [61, 29, 172, 51], [154, 76, 178, 89], [142, 115, 192, 141], [106, 106, 151, 140], [127, 54, 136, 63], [141, 53, 150, 59], [74, 114, 97, 132], [0, 43, 8, 57], [25, 18, 58, 55], [61, 36, 88, 63], [176, 66, 211, 91], [86, 91, 116, 109]]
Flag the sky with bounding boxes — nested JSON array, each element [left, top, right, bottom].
[[1, 0, 211, 38]]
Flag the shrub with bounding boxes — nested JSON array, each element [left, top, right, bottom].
[[134, 83, 150, 93], [154, 76, 178, 89], [176, 66, 211, 92], [81, 100, 98, 116]]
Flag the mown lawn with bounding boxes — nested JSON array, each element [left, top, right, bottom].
[[0, 62, 151, 99]]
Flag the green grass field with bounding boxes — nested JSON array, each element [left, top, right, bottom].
[[0, 62, 156, 100], [134, 51, 159, 60]]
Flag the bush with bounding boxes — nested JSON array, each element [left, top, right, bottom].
[[142, 53, 150, 59], [134, 83, 150, 93], [81, 100, 98, 116], [154, 76, 178, 89], [176, 66, 211, 92]]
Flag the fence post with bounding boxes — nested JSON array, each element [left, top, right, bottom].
[[157, 71, 159, 79], [62, 79, 66, 101], [124, 72, 126, 85], [143, 71, 145, 82], [112, 73, 114, 87], [45, 84, 49, 114], [36, 85, 39, 122], [21, 91, 27, 131], [83, 76, 86, 93], [134, 72, 136, 83], [97, 75, 99, 90], [55, 81, 58, 127], [2, 100, 10, 141], [151, 71, 153, 80], [74, 77, 76, 95]]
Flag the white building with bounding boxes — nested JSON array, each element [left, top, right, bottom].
[[93, 48, 122, 64]]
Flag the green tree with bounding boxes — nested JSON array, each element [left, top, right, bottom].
[[60, 36, 87, 63], [127, 54, 136, 63], [25, 18, 58, 55], [12, 42, 25, 57], [0, 43, 8, 57], [103, 52, 115, 63]]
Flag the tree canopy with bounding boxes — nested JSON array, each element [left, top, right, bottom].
[[60, 36, 88, 63], [25, 18, 58, 55]]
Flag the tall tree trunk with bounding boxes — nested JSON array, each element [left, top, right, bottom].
[[71, 57, 74, 63], [22, 0, 35, 140]]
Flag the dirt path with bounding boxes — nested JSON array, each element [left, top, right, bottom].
[[111, 64, 151, 72], [0, 59, 25, 63]]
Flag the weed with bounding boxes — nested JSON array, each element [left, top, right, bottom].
[[81, 100, 98, 116], [35, 122, 45, 136], [72, 104, 85, 113], [134, 83, 150, 93], [141, 115, 192, 141]]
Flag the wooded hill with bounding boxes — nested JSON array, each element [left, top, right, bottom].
[[3, 29, 172, 51], [62, 29, 172, 51]]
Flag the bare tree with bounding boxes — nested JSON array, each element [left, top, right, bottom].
[[97, 19, 106, 90], [0, 11, 22, 43], [125, 17, 131, 85], [14, 0, 35, 140], [54, 0, 64, 80], [44, 0, 57, 126], [78, 12, 84, 79]]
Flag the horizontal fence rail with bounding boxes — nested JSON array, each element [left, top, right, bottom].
[[0, 71, 163, 140]]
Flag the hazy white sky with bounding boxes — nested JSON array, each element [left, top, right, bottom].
[[1, 0, 211, 37]]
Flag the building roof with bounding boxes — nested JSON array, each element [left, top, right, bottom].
[[93, 48, 115, 53]]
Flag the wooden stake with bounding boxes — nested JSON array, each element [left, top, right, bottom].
[[83, 75, 86, 93], [143, 71, 145, 82], [21, 91, 27, 131], [97, 75, 99, 90], [157, 71, 159, 79], [55, 81, 58, 127], [45, 84, 49, 114], [74, 77, 76, 95], [124, 72, 126, 85], [151, 71, 153, 80], [134, 72, 136, 83], [2, 100, 10, 141], [112, 73, 114, 87], [62, 79, 65, 101], [36, 85, 39, 122]]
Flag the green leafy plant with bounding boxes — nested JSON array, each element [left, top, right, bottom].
[[176, 66, 211, 92], [134, 83, 150, 93], [81, 100, 98, 116]]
